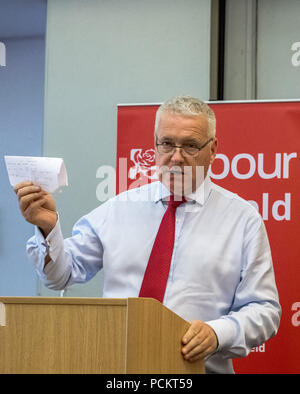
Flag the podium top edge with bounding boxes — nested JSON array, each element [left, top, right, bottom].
[[0, 297, 127, 306]]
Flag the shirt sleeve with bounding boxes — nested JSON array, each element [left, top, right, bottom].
[[205, 217, 281, 359], [26, 213, 104, 291]]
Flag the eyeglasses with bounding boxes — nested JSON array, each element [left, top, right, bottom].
[[155, 137, 213, 157]]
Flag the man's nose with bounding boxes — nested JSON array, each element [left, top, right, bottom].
[[170, 147, 185, 163]]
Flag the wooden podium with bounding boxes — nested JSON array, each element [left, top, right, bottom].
[[0, 297, 205, 374]]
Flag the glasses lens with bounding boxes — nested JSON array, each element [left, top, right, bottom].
[[156, 138, 212, 156], [183, 146, 199, 156], [157, 144, 198, 156], [157, 144, 173, 154]]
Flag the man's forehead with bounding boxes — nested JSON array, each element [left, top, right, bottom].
[[156, 111, 209, 138]]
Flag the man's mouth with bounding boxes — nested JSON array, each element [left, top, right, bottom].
[[168, 169, 183, 174], [165, 166, 185, 175]]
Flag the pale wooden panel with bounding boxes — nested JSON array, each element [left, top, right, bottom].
[[126, 298, 205, 374], [0, 297, 127, 374]]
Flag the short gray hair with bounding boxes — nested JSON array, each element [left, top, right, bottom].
[[155, 95, 216, 137]]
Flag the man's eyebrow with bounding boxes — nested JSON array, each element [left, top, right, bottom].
[[157, 136, 203, 145], [179, 138, 204, 146], [182, 138, 200, 143], [158, 136, 174, 141]]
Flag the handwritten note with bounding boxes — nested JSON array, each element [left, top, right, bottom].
[[4, 156, 68, 193]]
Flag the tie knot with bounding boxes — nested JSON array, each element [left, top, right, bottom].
[[168, 194, 186, 209]]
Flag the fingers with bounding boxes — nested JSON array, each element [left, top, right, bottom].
[[182, 320, 218, 362], [183, 336, 215, 361], [24, 197, 47, 213], [14, 181, 35, 194], [22, 197, 47, 223], [13, 181, 57, 232], [14, 182, 48, 216], [182, 324, 206, 359], [19, 190, 47, 212], [182, 321, 201, 346], [15, 184, 45, 210], [15, 184, 41, 197]]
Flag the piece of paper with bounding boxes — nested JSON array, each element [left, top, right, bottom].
[[4, 156, 68, 193]]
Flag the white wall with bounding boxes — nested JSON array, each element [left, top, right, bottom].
[[224, 0, 300, 100], [224, 0, 257, 100], [256, 0, 300, 99]]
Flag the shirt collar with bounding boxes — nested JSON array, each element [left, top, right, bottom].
[[153, 175, 213, 206]]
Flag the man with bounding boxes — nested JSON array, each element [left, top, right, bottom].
[[15, 95, 281, 374]]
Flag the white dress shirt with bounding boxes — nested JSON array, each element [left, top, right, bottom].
[[27, 176, 281, 374]]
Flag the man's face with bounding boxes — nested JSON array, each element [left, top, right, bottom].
[[155, 111, 218, 196]]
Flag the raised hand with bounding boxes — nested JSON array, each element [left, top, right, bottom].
[[14, 181, 57, 237]]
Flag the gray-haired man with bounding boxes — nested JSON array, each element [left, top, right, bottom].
[[15, 95, 281, 373]]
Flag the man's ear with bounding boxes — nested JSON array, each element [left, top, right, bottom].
[[209, 137, 218, 164]]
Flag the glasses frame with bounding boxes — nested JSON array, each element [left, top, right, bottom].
[[155, 137, 214, 157]]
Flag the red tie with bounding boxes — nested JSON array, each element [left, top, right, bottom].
[[139, 194, 186, 303]]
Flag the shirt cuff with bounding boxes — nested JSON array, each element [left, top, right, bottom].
[[205, 318, 236, 351], [34, 214, 64, 263]]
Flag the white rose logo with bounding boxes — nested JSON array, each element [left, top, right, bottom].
[[129, 149, 158, 180]]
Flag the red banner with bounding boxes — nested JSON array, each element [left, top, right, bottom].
[[117, 101, 300, 373]]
